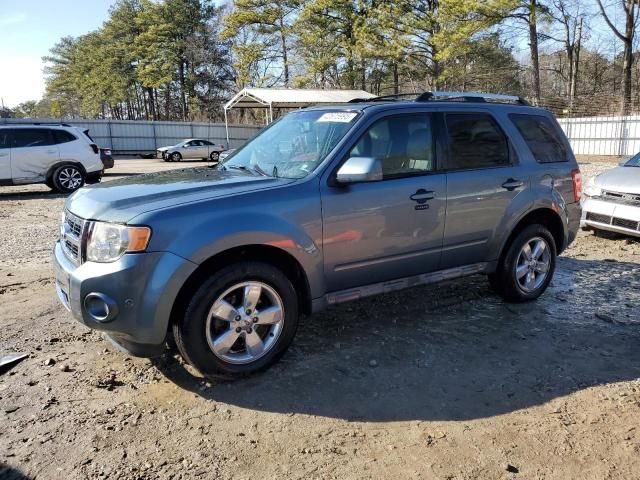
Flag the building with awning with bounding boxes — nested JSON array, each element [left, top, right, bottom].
[[223, 88, 375, 147]]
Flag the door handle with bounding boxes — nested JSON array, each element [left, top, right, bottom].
[[46, 150, 57, 154], [410, 189, 435, 203], [502, 179, 523, 191]]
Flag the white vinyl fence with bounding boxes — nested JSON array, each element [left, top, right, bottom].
[[557, 115, 640, 157], [0, 118, 262, 154]]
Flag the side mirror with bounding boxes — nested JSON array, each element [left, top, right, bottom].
[[336, 157, 383, 184]]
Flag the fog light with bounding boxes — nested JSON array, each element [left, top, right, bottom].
[[84, 292, 119, 323]]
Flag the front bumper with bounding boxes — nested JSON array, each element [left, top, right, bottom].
[[581, 196, 640, 237], [53, 241, 197, 356]]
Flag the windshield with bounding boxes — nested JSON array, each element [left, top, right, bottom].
[[221, 110, 360, 178], [624, 153, 640, 167]]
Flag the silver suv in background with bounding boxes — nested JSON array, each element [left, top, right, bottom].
[[0, 124, 106, 193], [53, 92, 581, 378]]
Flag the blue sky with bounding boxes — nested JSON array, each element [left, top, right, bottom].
[[0, 0, 115, 108]]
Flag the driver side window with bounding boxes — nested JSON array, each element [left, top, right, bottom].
[[349, 114, 435, 179]]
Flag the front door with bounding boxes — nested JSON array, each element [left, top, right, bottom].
[[8, 128, 59, 183], [321, 113, 446, 292], [440, 111, 527, 269]]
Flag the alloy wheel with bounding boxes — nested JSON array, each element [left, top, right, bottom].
[[58, 167, 83, 191], [205, 281, 284, 365], [515, 236, 551, 292]]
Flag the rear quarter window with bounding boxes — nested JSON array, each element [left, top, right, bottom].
[[53, 130, 77, 144], [510, 114, 568, 163]]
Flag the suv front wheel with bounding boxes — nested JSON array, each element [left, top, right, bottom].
[[173, 261, 299, 378], [52, 164, 85, 193], [489, 224, 557, 302]]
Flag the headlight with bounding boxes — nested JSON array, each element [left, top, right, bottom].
[[583, 177, 602, 197], [86, 222, 151, 263]]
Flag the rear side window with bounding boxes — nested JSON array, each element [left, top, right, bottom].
[[11, 128, 55, 148], [0, 130, 9, 148], [510, 114, 568, 163], [445, 113, 509, 170], [53, 130, 77, 144]]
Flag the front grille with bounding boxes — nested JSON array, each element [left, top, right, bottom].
[[602, 190, 640, 206], [612, 217, 640, 230], [586, 212, 612, 224], [61, 211, 86, 264]]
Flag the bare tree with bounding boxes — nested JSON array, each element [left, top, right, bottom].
[[596, 0, 638, 115]]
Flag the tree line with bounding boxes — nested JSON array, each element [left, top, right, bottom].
[[12, 0, 640, 121]]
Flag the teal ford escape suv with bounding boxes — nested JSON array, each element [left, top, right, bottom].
[[53, 92, 582, 377]]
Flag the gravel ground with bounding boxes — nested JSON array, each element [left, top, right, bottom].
[[1, 157, 639, 480]]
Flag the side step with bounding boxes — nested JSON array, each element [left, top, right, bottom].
[[325, 262, 489, 305]]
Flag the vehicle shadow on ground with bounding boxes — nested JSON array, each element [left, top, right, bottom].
[[0, 463, 32, 480], [0, 190, 67, 201], [153, 256, 640, 422]]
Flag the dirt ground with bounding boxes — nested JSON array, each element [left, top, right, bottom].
[[1, 157, 639, 480]]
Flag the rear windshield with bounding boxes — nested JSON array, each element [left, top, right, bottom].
[[510, 114, 568, 163]]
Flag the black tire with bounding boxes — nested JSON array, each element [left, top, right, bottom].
[[173, 261, 299, 378], [210, 151, 220, 162], [489, 224, 557, 303], [170, 152, 181, 162], [52, 164, 85, 193]]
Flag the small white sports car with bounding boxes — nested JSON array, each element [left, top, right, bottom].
[[581, 154, 640, 237], [157, 139, 225, 162]]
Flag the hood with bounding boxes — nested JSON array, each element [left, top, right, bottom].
[[157, 145, 173, 151], [595, 165, 640, 194], [66, 167, 294, 223]]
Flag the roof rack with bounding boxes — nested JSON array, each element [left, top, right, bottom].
[[350, 91, 530, 106], [416, 91, 530, 105], [348, 93, 418, 103]]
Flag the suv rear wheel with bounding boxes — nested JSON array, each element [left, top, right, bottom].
[[489, 224, 557, 302], [52, 164, 85, 193], [173, 261, 299, 378]]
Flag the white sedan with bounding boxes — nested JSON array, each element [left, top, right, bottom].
[[581, 154, 640, 238], [157, 139, 225, 162]]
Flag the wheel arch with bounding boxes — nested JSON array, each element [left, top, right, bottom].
[[169, 244, 313, 333], [45, 161, 87, 182], [497, 208, 566, 266]]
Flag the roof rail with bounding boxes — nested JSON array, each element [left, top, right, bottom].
[[416, 91, 530, 105], [348, 93, 419, 103], [0, 122, 73, 127]]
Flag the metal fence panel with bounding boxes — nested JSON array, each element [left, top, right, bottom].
[[0, 118, 262, 154], [557, 115, 640, 156]]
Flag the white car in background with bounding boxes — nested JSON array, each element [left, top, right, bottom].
[[581, 154, 640, 238], [158, 139, 225, 162], [0, 124, 105, 193]]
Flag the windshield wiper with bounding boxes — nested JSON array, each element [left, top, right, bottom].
[[250, 164, 270, 177]]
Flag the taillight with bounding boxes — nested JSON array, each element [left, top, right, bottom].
[[571, 169, 582, 202], [90, 143, 99, 154]]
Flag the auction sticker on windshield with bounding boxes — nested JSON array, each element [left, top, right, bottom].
[[317, 112, 358, 123]]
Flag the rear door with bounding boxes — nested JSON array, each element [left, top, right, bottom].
[[9, 128, 60, 182], [185, 140, 205, 158], [0, 130, 10, 181], [440, 111, 527, 268]]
